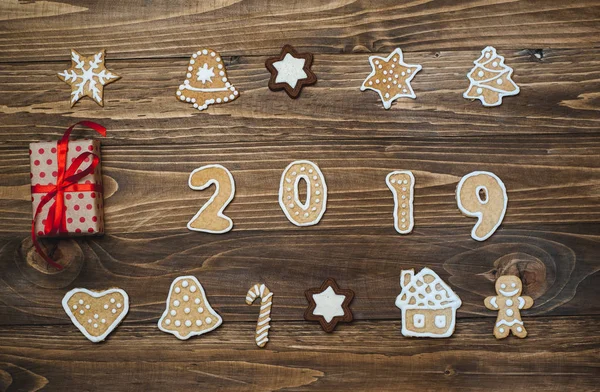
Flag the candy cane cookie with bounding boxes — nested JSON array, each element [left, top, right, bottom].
[[386, 170, 415, 234], [279, 160, 327, 226], [246, 283, 273, 348]]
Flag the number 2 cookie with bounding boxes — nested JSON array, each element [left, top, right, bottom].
[[456, 171, 507, 241]]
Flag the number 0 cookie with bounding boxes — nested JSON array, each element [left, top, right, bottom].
[[456, 171, 507, 241], [279, 160, 327, 226], [62, 288, 129, 343]]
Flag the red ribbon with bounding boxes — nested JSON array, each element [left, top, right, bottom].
[[31, 121, 106, 270]]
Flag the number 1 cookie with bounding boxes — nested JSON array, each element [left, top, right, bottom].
[[386, 171, 415, 234], [456, 171, 507, 241]]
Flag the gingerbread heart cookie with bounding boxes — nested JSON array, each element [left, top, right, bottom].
[[62, 288, 129, 343]]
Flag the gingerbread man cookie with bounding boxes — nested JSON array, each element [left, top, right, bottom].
[[484, 275, 533, 339]]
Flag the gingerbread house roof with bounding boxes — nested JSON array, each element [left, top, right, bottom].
[[395, 268, 461, 309]]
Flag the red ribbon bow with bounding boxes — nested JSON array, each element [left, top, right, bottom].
[[31, 121, 106, 270]]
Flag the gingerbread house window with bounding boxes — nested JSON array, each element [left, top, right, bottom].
[[413, 313, 425, 328]]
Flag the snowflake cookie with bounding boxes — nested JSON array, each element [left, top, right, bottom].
[[58, 49, 120, 107], [265, 44, 317, 98], [304, 278, 354, 333], [463, 46, 520, 107], [360, 48, 422, 109], [62, 288, 129, 343], [176, 49, 239, 111]]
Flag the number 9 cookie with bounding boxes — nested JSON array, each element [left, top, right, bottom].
[[456, 171, 507, 241], [279, 160, 327, 226]]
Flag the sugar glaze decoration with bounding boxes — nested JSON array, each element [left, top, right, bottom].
[[158, 276, 223, 340], [395, 268, 461, 338], [58, 49, 120, 107], [187, 164, 235, 234], [279, 160, 327, 226], [304, 278, 354, 333], [484, 275, 533, 339], [360, 48, 422, 109], [386, 170, 415, 234], [463, 46, 520, 107], [246, 283, 273, 348], [456, 171, 507, 241], [176, 48, 239, 111], [62, 288, 129, 343], [265, 44, 317, 98]]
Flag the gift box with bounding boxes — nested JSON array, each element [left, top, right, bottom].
[[30, 122, 106, 241]]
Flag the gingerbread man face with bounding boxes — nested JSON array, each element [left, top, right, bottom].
[[495, 275, 522, 297]]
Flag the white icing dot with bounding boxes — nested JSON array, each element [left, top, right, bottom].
[[478, 71, 484, 77], [219, 71, 225, 76], [216, 98, 222, 103], [485, 52, 491, 58], [401, 212, 406, 216], [315, 191, 321, 195], [289, 203, 294, 208], [497, 79, 503, 85], [224, 97, 229, 102], [110, 298, 116, 304], [193, 53, 198, 58], [190, 285, 197, 293], [211, 52, 216, 57], [216, 57, 221, 62], [101, 319, 106, 324], [390, 179, 396, 184], [188, 66, 193, 71], [385, 93, 390, 98], [401, 218, 406, 223], [511, 283, 516, 288], [93, 323, 98, 328], [402, 187, 406, 191], [202, 49, 208, 55], [383, 78, 387, 83], [229, 94, 235, 100], [185, 320, 192, 327], [517, 327, 523, 332], [165, 319, 171, 325], [234, 91, 238, 96], [499, 327, 505, 333], [196, 320, 202, 326], [94, 314, 99, 319], [369, 81, 373, 85], [492, 61, 498, 67], [184, 308, 191, 314], [313, 176, 318, 180], [79, 310, 84, 315], [315, 199, 320, 203], [173, 300, 180, 307], [506, 299, 513, 306], [179, 96, 185, 101], [304, 212, 309, 217], [87, 319, 92, 324], [175, 287, 181, 293], [186, 73, 192, 78], [403, 180, 408, 184], [111, 309, 117, 314], [506, 309, 514, 317], [79, 299, 84, 305], [183, 295, 189, 302], [476, 88, 483, 94], [205, 317, 212, 324], [375, 79, 380, 83], [182, 280, 189, 288], [378, 64, 382, 69], [402, 204, 406, 208], [300, 167, 305, 171], [402, 224, 406, 228], [401, 71, 405, 76], [175, 320, 181, 327], [85, 305, 90, 309], [401, 195, 406, 199], [116, 303, 122, 308], [197, 307, 204, 313], [189, 60, 195, 65], [383, 70, 387, 75], [221, 77, 227, 82], [195, 298, 201, 304], [170, 310, 176, 316], [295, 211, 299, 215], [501, 284, 506, 289], [72, 305, 77, 310]]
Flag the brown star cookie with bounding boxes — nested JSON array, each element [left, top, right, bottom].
[[304, 278, 354, 332], [265, 44, 317, 98]]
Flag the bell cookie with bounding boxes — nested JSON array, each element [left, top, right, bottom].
[[395, 268, 461, 338], [265, 44, 317, 99], [279, 160, 327, 226], [360, 48, 422, 109], [456, 171, 508, 241], [62, 288, 129, 343], [463, 46, 520, 107], [58, 49, 120, 107], [484, 275, 533, 339], [304, 278, 354, 333], [187, 164, 235, 234], [386, 170, 415, 234], [158, 276, 223, 340], [176, 49, 239, 111], [246, 283, 273, 348]]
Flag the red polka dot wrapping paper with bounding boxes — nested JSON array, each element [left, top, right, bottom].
[[29, 139, 104, 237]]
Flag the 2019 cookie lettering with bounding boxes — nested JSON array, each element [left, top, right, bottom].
[[187, 164, 235, 234]]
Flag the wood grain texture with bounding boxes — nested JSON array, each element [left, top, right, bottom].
[[0, 317, 598, 391], [0, 0, 599, 390]]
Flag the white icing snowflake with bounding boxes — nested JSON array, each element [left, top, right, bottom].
[[196, 63, 215, 84], [58, 49, 120, 107]]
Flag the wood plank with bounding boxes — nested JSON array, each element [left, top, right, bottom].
[[0, 223, 598, 325], [0, 317, 598, 391], [0, 49, 598, 146], [0, 0, 599, 62]]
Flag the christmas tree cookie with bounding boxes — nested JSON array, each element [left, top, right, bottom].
[[176, 49, 239, 111], [158, 276, 223, 340], [463, 46, 520, 107]]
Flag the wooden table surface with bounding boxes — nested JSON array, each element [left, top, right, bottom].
[[1, 1, 599, 391]]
